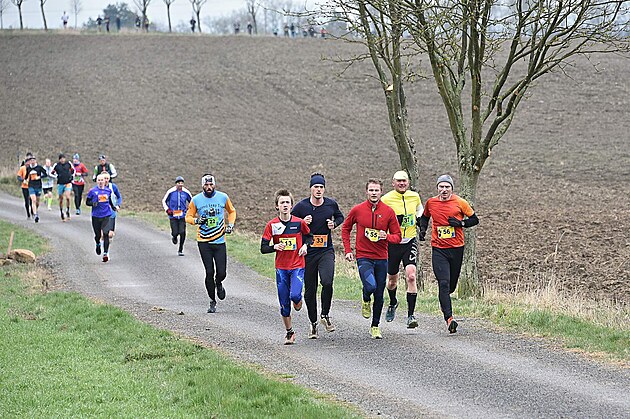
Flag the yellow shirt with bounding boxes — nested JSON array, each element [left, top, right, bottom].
[[381, 189, 423, 242]]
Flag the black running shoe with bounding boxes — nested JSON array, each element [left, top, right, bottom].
[[95, 243, 102, 255], [284, 330, 296, 345], [216, 283, 226, 300], [172, 236, 177, 245], [207, 300, 217, 313], [447, 317, 458, 334]]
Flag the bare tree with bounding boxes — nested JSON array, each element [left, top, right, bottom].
[[0, 0, 9, 29], [69, 0, 81, 29], [10, 0, 25, 29], [324, 0, 629, 297], [162, 0, 175, 32], [133, 0, 151, 31], [190, 0, 206, 33], [39, 0, 48, 30], [246, 0, 260, 33]]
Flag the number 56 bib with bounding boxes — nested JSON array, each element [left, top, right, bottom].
[[437, 226, 455, 239]]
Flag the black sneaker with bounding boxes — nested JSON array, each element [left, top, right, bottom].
[[95, 243, 102, 255], [34, 214, 39, 223], [65, 209, 70, 219], [207, 300, 217, 313], [385, 302, 398, 322], [447, 317, 458, 334], [60, 211, 65, 221], [308, 322, 318, 339], [284, 330, 296, 345], [406, 315, 418, 329], [216, 283, 226, 300], [172, 236, 177, 245]]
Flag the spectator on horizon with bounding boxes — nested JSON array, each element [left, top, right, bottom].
[[247, 22, 253, 35], [135, 16, 141, 31], [144, 16, 150, 32], [234, 22, 240, 34], [190, 17, 196, 33], [115, 15, 121, 31], [283, 24, 289, 37], [104, 15, 110, 33], [96, 16, 103, 32], [61, 11, 69, 29]]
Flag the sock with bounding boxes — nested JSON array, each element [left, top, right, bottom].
[[286, 327, 294, 333], [407, 292, 417, 316], [388, 287, 398, 306]]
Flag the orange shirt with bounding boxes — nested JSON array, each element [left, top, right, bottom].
[[16, 166, 28, 189], [423, 194, 474, 248]]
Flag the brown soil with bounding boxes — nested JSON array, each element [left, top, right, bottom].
[[1, 33, 628, 303]]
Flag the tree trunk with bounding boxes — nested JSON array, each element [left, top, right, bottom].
[[18, 4, 23, 29], [458, 167, 482, 298], [196, 11, 201, 33], [167, 5, 171, 32], [40, 1, 47, 30]]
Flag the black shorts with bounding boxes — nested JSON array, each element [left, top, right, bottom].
[[387, 240, 418, 275], [43, 187, 53, 194]]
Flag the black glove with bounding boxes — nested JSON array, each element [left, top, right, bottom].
[[418, 226, 426, 241], [448, 217, 463, 227], [225, 225, 234, 234], [195, 216, 207, 225]]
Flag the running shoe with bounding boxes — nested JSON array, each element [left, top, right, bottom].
[[293, 299, 303, 311], [178, 251, 184, 256], [172, 236, 177, 245], [216, 283, 226, 300], [102, 253, 109, 263], [320, 315, 335, 332], [60, 211, 65, 221], [406, 314, 418, 329], [308, 322, 318, 339], [361, 300, 371, 319], [370, 326, 382, 339], [385, 302, 398, 322], [284, 330, 296, 345], [47, 206, 51, 211], [34, 214, 39, 223], [207, 300, 217, 313], [447, 317, 458, 334], [76, 209, 81, 215], [95, 243, 101, 255], [66, 209, 70, 219]]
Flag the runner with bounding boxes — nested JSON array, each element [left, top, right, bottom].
[[86, 173, 116, 262], [418, 174, 479, 333], [92, 154, 117, 181], [342, 179, 401, 339], [71, 154, 89, 215], [381, 170, 424, 328], [185, 174, 236, 313], [162, 176, 192, 256], [291, 173, 344, 339], [16, 153, 34, 219], [25, 156, 49, 223], [102, 172, 121, 243], [261, 189, 312, 345], [42, 158, 56, 211], [51, 153, 73, 221]]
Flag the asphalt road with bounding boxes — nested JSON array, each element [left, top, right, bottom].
[[1, 192, 628, 418]]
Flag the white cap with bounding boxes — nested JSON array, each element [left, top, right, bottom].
[[393, 170, 409, 181]]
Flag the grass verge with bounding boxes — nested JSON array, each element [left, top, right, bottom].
[[0, 219, 359, 418], [126, 211, 629, 365]]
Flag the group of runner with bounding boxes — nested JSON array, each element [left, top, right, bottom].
[[16, 152, 121, 262], [169, 170, 478, 345]]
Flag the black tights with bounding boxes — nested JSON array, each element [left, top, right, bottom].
[[304, 250, 335, 324], [432, 246, 465, 321], [21, 188, 32, 217], [72, 184, 84, 210], [170, 218, 186, 252], [197, 242, 227, 302], [92, 216, 112, 253]]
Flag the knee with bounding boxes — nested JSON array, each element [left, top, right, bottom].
[[364, 281, 377, 295]]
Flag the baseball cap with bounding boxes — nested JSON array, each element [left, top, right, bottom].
[[175, 176, 185, 183], [201, 174, 215, 186], [393, 170, 409, 181]]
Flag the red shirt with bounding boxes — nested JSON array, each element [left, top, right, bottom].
[[262, 215, 311, 270], [423, 194, 474, 248], [342, 200, 401, 260], [72, 163, 89, 185]]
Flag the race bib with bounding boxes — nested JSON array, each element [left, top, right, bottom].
[[437, 226, 456, 239], [30, 173, 40, 180], [311, 234, 328, 248], [98, 194, 108, 203], [401, 214, 415, 228], [364, 228, 380, 242], [173, 210, 183, 217], [73, 174, 82, 182], [279, 237, 297, 250], [206, 216, 219, 228]]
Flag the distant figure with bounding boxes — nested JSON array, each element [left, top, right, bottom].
[[135, 16, 141, 31], [283, 24, 289, 37], [115, 16, 121, 32], [290, 22, 295, 37], [61, 12, 69, 29], [96, 16, 103, 32], [143, 16, 149, 32], [273, 27, 278, 36], [302, 27, 308, 37], [190, 17, 196, 33], [308, 26, 315, 37], [247, 22, 253, 35], [104, 15, 110, 33], [233, 22, 240, 34], [320, 27, 327, 38]]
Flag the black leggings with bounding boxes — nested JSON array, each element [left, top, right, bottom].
[[432, 246, 465, 321], [72, 184, 84, 210], [170, 218, 186, 252], [304, 250, 335, 323], [92, 216, 112, 253], [197, 242, 227, 302], [21, 188, 32, 217]]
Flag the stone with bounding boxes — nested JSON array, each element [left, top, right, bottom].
[[8, 249, 36, 264]]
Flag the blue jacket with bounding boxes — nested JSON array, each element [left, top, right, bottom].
[[162, 186, 193, 219], [86, 186, 114, 218], [109, 182, 122, 218]]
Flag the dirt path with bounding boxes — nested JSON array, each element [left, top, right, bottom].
[[1, 192, 628, 418]]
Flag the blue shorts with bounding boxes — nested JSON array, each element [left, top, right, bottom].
[[28, 187, 42, 196], [57, 183, 72, 195], [276, 268, 304, 317]]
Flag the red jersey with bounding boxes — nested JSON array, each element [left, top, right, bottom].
[[262, 215, 311, 270], [423, 194, 474, 248], [342, 200, 401, 260], [72, 163, 89, 185]]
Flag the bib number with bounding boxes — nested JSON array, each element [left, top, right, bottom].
[[279, 237, 297, 250], [98, 194, 108, 203], [30, 173, 40, 181], [437, 226, 455, 239], [173, 210, 183, 217], [312, 234, 328, 248], [364, 228, 380, 242], [73, 174, 82, 182], [401, 214, 415, 228], [206, 217, 218, 228]]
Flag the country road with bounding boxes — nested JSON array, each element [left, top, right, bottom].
[[1, 192, 628, 418]]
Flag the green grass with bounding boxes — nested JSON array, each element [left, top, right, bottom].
[[0, 220, 360, 418], [0, 219, 48, 255]]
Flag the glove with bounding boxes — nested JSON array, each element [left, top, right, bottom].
[[225, 224, 234, 234], [418, 226, 426, 241], [448, 217, 463, 227], [166, 209, 173, 216], [195, 216, 207, 225]]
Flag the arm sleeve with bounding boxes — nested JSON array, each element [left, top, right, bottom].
[[114, 185, 122, 205], [341, 209, 355, 254], [260, 223, 275, 253], [225, 197, 236, 225], [185, 200, 198, 225], [85, 190, 94, 206], [419, 215, 430, 232], [463, 213, 479, 228], [162, 190, 171, 211], [48, 167, 57, 179], [301, 220, 313, 246]]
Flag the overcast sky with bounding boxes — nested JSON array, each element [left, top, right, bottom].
[[1, 0, 252, 30]]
